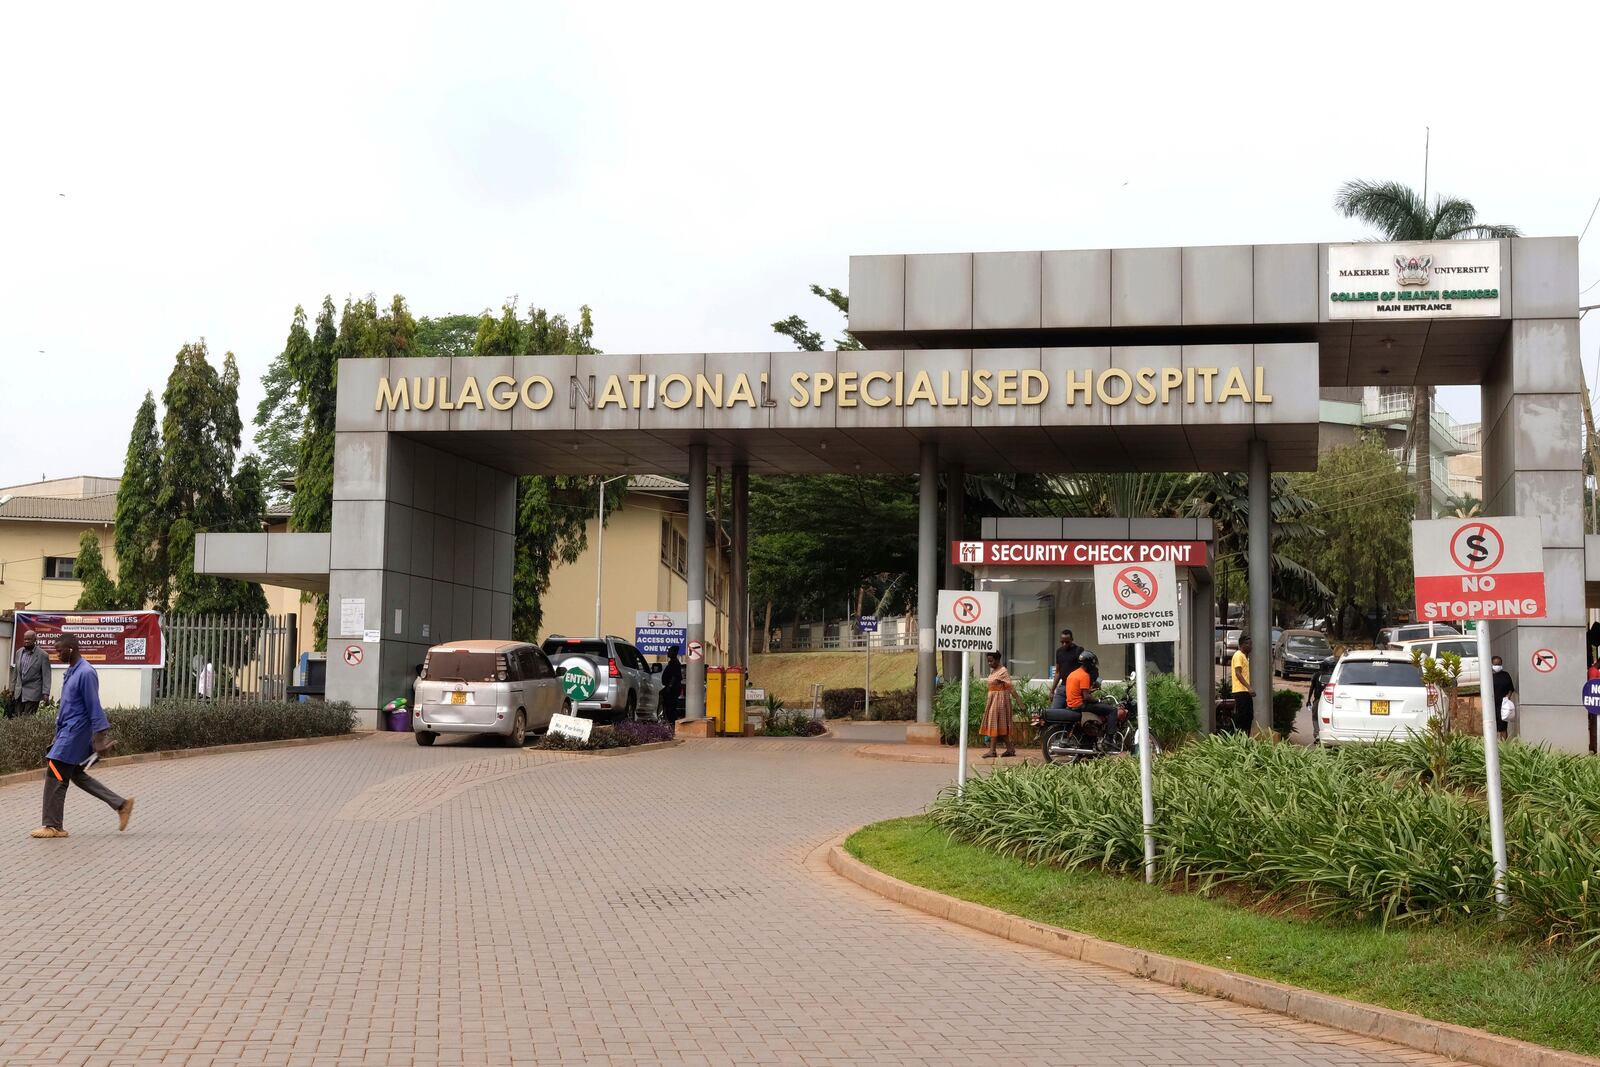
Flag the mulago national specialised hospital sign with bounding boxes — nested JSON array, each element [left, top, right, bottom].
[[372, 361, 1284, 416]]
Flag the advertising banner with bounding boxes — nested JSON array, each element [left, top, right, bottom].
[[11, 611, 165, 668]]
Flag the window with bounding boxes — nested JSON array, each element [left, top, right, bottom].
[[1335, 660, 1424, 687], [660, 520, 688, 577], [422, 651, 502, 682], [529, 649, 554, 679], [44, 556, 75, 581]]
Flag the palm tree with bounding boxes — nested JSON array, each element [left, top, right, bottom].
[[1332, 180, 1519, 520]]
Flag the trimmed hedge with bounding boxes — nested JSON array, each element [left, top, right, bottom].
[[820, 688, 865, 718], [865, 688, 916, 721], [0, 699, 356, 776]]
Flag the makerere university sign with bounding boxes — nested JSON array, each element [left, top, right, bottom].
[[1327, 239, 1501, 320]]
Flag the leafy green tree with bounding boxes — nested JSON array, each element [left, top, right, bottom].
[[1333, 180, 1518, 519], [113, 392, 164, 608], [289, 299, 338, 538], [72, 532, 119, 611], [772, 285, 863, 352], [1188, 472, 1328, 626], [415, 313, 483, 359], [1284, 433, 1414, 639], [252, 315, 307, 506]]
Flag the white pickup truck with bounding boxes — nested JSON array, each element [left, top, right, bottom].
[[541, 635, 663, 722]]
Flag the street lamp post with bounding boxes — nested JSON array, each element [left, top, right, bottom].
[[594, 476, 627, 636]]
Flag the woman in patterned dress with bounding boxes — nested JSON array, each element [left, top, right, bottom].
[[981, 650, 1015, 758]]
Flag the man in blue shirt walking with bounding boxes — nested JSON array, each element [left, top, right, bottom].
[[30, 635, 134, 839]]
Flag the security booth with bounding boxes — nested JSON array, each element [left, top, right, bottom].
[[955, 517, 1216, 705]]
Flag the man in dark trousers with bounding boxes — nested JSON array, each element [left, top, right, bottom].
[[9, 630, 51, 717], [30, 635, 134, 839], [660, 647, 684, 721], [1049, 629, 1084, 710], [1490, 655, 1516, 737]]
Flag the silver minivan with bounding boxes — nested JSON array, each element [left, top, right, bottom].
[[413, 640, 569, 747]]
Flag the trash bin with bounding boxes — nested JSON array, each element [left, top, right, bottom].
[[721, 667, 745, 735], [383, 699, 412, 732], [705, 667, 726, 734]]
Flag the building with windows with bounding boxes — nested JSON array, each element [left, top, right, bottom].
[[1318, 387, 1483, 512], [0, 477, 121, 611], [539, 475, 734, 661]]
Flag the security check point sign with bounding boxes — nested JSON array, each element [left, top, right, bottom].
[[1093, 562, 1179, 643], [936, 590, 999, 652], [1412, 518, 1545, 621]]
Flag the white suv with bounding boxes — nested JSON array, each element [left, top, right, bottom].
[[1317, 650, 1438, 745]]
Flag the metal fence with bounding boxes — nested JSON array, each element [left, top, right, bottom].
[[156, 613, 298, 702]]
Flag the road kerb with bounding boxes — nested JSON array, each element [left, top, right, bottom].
[[826, 837, 1599, 1067]]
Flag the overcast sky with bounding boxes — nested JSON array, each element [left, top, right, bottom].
[[2, 0, 1596, 489]]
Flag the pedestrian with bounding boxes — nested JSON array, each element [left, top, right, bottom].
[[660, 647, 683, 721], [980, 650, 1016, 759], [1490, 655, 1516, 736], [1048, 629, 1083, 710], [1231, 633, 1255, 736], [8, 630, 51, 717], [30, 635, 133, 839]]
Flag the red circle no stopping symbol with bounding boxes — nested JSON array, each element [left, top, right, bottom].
[[1112, 566, 1158, 611], [1450, 521, 1505, 573]]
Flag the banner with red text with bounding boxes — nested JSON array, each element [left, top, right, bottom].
[[11, 611, 165, 668]]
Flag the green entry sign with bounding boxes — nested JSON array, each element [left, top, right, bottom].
[[562, 662, 598, 701]]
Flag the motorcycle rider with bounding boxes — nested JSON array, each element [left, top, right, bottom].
[[1064, 649, 1121, 750]]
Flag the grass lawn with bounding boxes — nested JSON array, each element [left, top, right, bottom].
[[847, 816, 1600, 1058]]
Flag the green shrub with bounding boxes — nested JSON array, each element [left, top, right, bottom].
[[0, 699, 355, 776], [1271, 688, 1303, 739], [929, 732, 1600, 966], [1142, 672, 1201, 748], [866, 688, 916, 721], [819, 688, 864, 718], [933, 675, 1049, 744], [759, 707, 825, 736]]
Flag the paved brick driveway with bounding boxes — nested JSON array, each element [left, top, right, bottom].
[[0, 733, 1451, 1066]]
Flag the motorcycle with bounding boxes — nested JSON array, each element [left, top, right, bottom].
[[1032, 677, 1154, 765]]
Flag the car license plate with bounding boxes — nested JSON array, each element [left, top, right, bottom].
[[1370, 699, 1390, 716], [450, 691, 467, 706]]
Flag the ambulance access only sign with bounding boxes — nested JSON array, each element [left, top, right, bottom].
[[1093, 561, 1179, 644], [1411, 517, 1545, 621], [936, 589, 999, 652]]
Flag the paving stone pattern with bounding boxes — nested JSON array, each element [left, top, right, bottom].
[[0, 733, 1452, 1066]]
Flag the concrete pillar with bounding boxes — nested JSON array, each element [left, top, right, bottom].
[[1248, 438, 1271, 731], [687, 443, 707, 719], [1191, 567, 1215, 732], [1480, 242, 1585, 749], [731, 465, 749, 670], [941, 462, 965, 681], [917, 441, 939, 723]]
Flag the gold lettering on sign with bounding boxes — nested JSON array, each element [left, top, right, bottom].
[[1062, 369, 1091, 406], [1020, 370, 1048, 405], [488, 375, 518, 410], [971, 370, 993, 406], [1097, 368, 1132, 406], [1217, 367, 1251, 403], [789, 372, 810, 408], [597, 375, 627, 409], [1134, 368, 1158, 405], [729, 373, 757, 407], [1254, 365, 1272, 403], [811, 371, 834, 407], [1159, 367, 1183, 404], [907, 371, 936, 405], [695, 373, 724, 408], [628, 373, 648, 408], [412, 376, 438, 411], [521, 375, 553, 410], [862, 371, 892, 407], [837, 371, 859, 408], [661, 374, 692, 410], [456, 376, 484, 410], [376, 377, 410, 411]]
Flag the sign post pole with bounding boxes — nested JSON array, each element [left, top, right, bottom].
[[1092, 561, 1178, 886], [864, 630, 873, 721], [1412, 516, 1545, 916], [936, 590, 998, 799], [1134, 640, 1155, 884], [1476, 622, 1509, 910], [956, 650, 970, 797]]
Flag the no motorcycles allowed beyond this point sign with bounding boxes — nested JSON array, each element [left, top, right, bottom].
[[1094, 561, 1179, 644], [1531, 648, 1558, 674], [343, 645, 364, 667]]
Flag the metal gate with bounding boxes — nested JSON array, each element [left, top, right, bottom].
[[155, 613, 297, 702]]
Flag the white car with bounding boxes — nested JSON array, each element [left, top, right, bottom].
[[1316, 650, 1438, 745], [413, 640, 568, 747], [1393, 635, 1480, 690]]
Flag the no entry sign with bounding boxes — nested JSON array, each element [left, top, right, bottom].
[[1412, 517, 1545, 621], [936, 589, 999, 652], [1094, 561, 1179, 643]]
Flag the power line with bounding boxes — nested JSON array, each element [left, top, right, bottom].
[[1580, 193, 1600, 244]]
